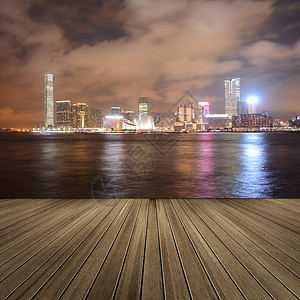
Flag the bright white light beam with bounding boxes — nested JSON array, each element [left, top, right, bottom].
[[247, 96, 258, 105]]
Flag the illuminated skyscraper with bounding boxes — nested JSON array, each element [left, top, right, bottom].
[[224, 78, 241, 118], [178, 104, 194, 122], [56, 100, 71, 127], [198, 102, 210, 123], [90, 108, 101, 127], [138, 97, 149, 120], [44, 74, 54, 127], [71, 103, 89, 128]]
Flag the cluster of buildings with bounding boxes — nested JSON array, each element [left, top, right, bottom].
[[41, 74, 294, 132], [172, 78, 273, 131], [44, 74, 101, 129], [43, 74, 156, 131], [103, 97, 156, 131]]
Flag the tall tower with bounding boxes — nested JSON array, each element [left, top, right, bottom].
[[138, 97, 149, 120], [224, 78, 240, 119], [45, 74, 54, 127]]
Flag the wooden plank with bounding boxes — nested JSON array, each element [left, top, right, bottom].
[[224, 200, 300, 245], [81, 199, 141, 299], [0, 200, 96, 266], [0, 200, 96, 257], [0, 198, 299, 300], [0, 199, 60, 220], [141, 199, 164, 299], [230, 199, 300, 233], [231, 199, 300, 226], [172, 199, 243, 299], [191, 200, 299, 299], [156, 199, 191, 299], [164, 199, 218, 299], [0, 199, 120, 299], [179, 199, 272, 299], [0, 199, 65, 232], [202, 199, 300, 266], [114, 199, 149, 299], [0, 199, 91, 249], [30, 199, 132, 300]]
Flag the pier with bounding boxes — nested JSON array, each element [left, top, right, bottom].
[[0, 199, 299, 299]]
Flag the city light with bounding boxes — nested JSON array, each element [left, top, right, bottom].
[[105, 115, 123, 119], [247, 96, 258, 105], [205, 114, 229, 118]]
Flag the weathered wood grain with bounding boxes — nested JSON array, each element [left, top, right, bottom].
[[0, 199, 299, 300]]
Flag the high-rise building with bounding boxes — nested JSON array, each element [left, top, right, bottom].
[[198, 102, 210, 123], [71, 103, 89, 128], [56, 100, 71, 127], [149, 103, 155, 118], [90, 109, 101, 128], [138, 97, 149, 120], [44, 74, 54, 127], [225, 78, 241, 118], [178, 104, 194, 122]]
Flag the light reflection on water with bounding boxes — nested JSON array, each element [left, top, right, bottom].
[[0, 132, 299, 198], [196, 133, 219, 197], [233, 133, 273, 198]]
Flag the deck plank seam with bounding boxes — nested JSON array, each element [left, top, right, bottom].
[[162, 199, 193, 299], [191, 199, 299, 298], [56, 200, 132, 299], [228, 200, 300, 237], [213, 199, 300, 252], [169, 200, 221, 300], [203, 200, 300, 269], [1, 199, 117, 299], [139, 199, 150, 300], [155, 199, 167, 300], [186, 199, 276, 299], [111, 199, 143, 299], [177, 199, 247, 299], [0, 201, 96, 259]]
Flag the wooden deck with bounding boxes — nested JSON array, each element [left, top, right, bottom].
[[0, 199, 299, 299]]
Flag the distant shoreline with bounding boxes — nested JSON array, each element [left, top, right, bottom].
[[1, 129, 300, 134]]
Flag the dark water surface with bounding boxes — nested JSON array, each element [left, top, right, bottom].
[[0, 132, 299, 198]]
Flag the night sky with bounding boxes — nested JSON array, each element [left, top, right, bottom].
[[0, 0, 299, 128]]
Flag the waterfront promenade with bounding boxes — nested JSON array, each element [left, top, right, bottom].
[[0, 199, 299, 299]]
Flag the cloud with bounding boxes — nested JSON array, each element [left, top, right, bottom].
[[60, 0, 274, 103], [241, 40, 300, 66], [0, 106, 15, 117], [0, 0, 299, 126]]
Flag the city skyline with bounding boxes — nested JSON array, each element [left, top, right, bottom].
[[0, 0, 299, 128], [42, 73, 275, 131]]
